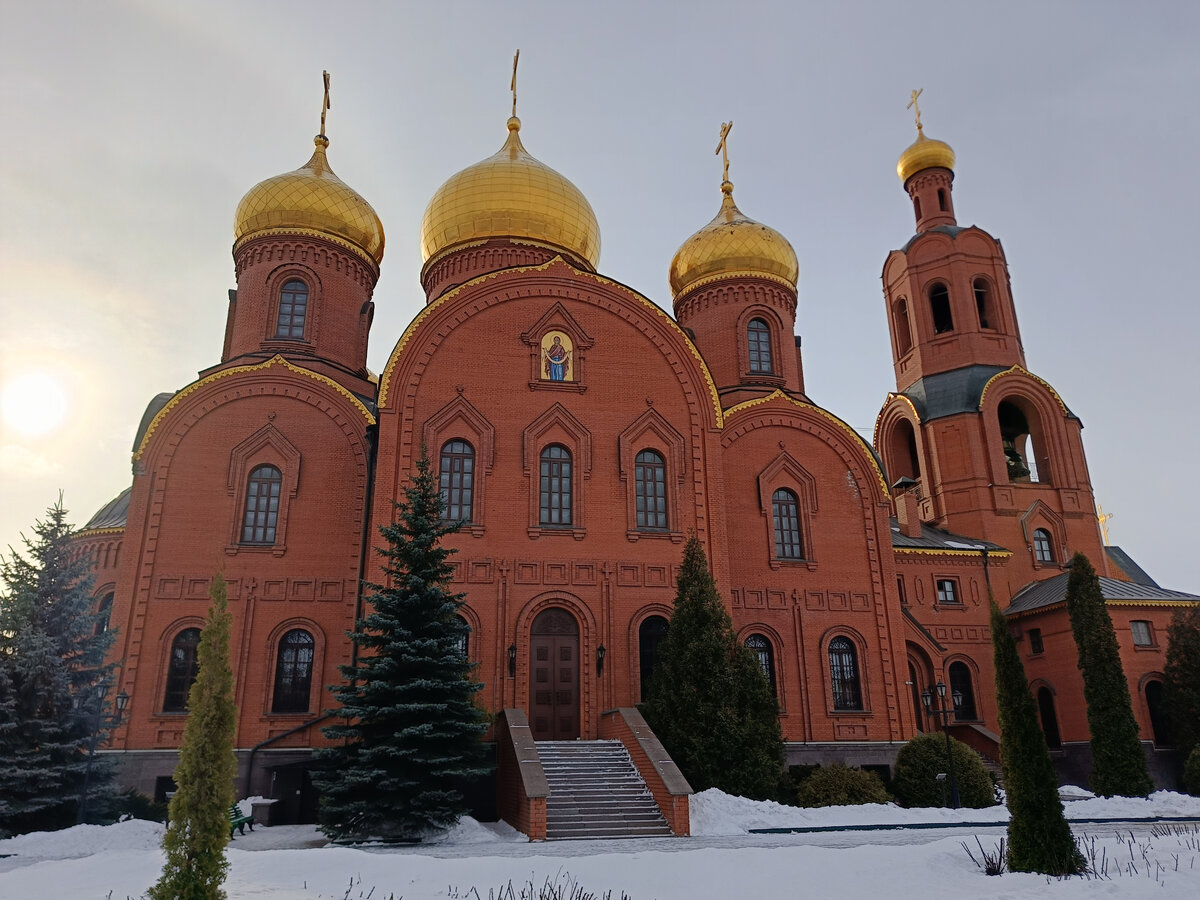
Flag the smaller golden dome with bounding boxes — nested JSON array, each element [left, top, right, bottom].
[[669, 182, 799, 296], [420, 117, 601, 268], [234, 136, 385, 267], [897, 128, 956, 183]]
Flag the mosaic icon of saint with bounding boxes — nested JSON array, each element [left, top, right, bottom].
[[541, 332, 573, 381]]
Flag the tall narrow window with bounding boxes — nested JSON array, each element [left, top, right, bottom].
[[929, 284, 954, 334], [454, 615, 471, 660], [439, 439, 475, 523], [937, 188, 947, 212], [241, 465, 282, 544], [635, 449, 668, 529], [949, 661, 977, 721], [745, 634, 777, 696], [894, 299, 913, 355], [828, 637, 862, 710], [638, 615, 669, 701], [94, 591, 114, 636], [1033, 529, 1054, 563], [275, 280, 308, 339], [539, 444, 572, 527], [747, 318, 774, 373], [1028, 628, 1044, 654], [163, 628, 201, 712], [771, 489, 803, 559], [973, 278, 992, 329], [271, 629, 314, 713]]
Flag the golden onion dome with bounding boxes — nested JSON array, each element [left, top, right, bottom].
[[669, 181, 799, 296], [234, 135, 385, 267], [897, 127, 956, 183], [420, 116, 600, 268]]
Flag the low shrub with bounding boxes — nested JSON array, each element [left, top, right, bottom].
[[893, 731, 996, 808], [794, 763, 892, 807], [1184, 746, 1200, 796], [112, 787, 169, 823]]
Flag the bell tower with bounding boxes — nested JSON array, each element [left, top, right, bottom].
[[874, 95, 1107, 581]]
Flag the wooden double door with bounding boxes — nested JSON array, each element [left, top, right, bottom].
[[530, 608, 580, 741]]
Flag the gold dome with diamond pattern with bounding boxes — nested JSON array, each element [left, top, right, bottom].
[[234, 135, 385, 268], [420, 116, 600, 270], [669, 181, 799, 296]]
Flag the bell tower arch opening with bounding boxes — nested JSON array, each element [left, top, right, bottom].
[[998, 398, 1050, 485]]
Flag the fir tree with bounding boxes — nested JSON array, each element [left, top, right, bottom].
[[990, 600, 1082, 874], [1163, 604, 1200, 760], [315, 450, 488, 842], [640, 536, 782, 800], [148, 574, 238, 900], [1065, 552, 1153, 797], [0, 499, 115, 837]]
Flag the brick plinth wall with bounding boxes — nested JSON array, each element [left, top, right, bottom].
[[495, 709, 548, 841], [599, 707, 691, 836]]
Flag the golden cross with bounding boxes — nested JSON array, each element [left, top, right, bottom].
[[1097, 505, 1114, 545], [320, 70, 331, 136], [716, 121, 733, 183], [907, 88, 924, 132], [511, 49, 520, 117]]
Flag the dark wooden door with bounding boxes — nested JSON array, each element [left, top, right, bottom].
[[530, 608, 579, 740]]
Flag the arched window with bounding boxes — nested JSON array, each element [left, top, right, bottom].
[[638, 615, 669, 701], [439, 439, 475, 523], [771, 489, 803, 559], [828, 637, 862, 710], [454, 614, 471, 660], [94, 591, 114, 636], [275, 280, 309, 339], [1145, 680, 1173, 747], [163, 628, 201, 712], [929, 283, 953, 334], [1033, 528, 1054, 563], [241, 464, 282, 544], [948, 661, 977, 721], [635, 449, 667, 529], [998, 400, 1049, 484], [747, 318, 774, 374], [539, 444, 572, 526], [937, 187, 947, 212], [745, 634, 777, 696], [271, 629, 314, 714], [973, 278, 993, 329], [894, 299, 913, 356], [1037, 686, 1062, 749]]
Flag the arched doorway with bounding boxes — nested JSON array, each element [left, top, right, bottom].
[[1145, 680, 1174, 747], [530, 608, 580, 741], [1036, 686, 1062, 749]]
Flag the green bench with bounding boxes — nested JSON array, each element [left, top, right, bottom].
[[229, 804, 254, 838]]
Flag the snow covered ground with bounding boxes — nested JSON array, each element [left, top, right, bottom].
[[2, 790, 1198, 899]]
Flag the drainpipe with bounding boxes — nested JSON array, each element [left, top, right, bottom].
[[243, 713, 333, 798]]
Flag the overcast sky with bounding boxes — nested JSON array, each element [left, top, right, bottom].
[[2, 0, 1197, 591]]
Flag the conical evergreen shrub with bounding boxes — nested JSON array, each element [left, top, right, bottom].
[[640, 536, 782, 800], [1065, 553, 1153, 797], [148, 574, 238, 900], [991, 599, 1082, 874]]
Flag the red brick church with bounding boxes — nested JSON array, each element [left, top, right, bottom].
[[74, 85, 1196, 831]]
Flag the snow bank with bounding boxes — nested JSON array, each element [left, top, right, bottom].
[[0, 818, 164, 860]]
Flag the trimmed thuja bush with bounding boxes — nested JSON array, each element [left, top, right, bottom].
[[794, 764, 891, 807], [893, 731, 996, 808]]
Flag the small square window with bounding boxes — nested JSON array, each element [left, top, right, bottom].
[[1029, 628, 1044, 654], [1130, 620, 1153, 647], [936, 578, 960, 605]]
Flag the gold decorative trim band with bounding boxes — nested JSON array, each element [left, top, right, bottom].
[[233, 228, 380, 276], [894, 546, 1013, 557], [978, 365, 1071, 416], [133, 355, 375, 461], [73, 527, 125, 539]]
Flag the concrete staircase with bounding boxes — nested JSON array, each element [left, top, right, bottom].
[[539, 740, 673, 839]]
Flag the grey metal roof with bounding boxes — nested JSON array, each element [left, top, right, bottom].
[[82, 487, 131, 531], [1005, 573, 1200, 616], [900, 365, 1008, 421], [890, 518, 1007, 553], [1104, 546, 1159, 588], [901, 224, 968, 253], [132, 392, 174, 452]]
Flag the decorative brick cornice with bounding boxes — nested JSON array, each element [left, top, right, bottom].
[[233, 234, 378, 287], [673, 277, 797, 323]]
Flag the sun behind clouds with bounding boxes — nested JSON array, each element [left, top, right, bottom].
[[1, 370, 69, 439]]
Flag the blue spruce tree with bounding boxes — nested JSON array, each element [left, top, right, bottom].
[[316, 451, 488, 841]]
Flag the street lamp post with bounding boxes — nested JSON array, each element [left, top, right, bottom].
[[75, 682, 130, 825], [921, 679, 963, 809]]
